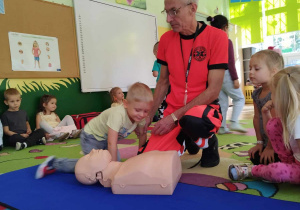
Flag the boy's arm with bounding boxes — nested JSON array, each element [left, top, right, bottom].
[[152, 71, 158, 77], [107, 127, 119, 161], [26, 121, 32, 134], [137, 125, 147, 148], [3, 126, 17, 136]]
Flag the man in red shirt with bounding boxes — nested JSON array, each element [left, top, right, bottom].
[[142, 0, 228, 167]]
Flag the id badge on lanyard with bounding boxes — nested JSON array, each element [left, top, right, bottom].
[[180, 23, 200, 105]]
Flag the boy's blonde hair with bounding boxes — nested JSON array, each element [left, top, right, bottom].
[[4, 88, 20, 100], [109, 87, 122, 103], [126, 82, 153, 103], [271, 66, 300, 149], [252, 49, 284, 72]]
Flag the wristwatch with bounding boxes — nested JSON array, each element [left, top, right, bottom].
[[170, 113, 179, 126]]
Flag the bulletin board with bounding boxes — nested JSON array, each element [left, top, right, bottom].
[[0, 0, 79, 78]]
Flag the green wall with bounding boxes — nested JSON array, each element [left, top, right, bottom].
[[229, 0, 300, 44], [0, 79, 111, 128]]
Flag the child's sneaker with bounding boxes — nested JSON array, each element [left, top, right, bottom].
[[57, 132, 70, 142], [36, 137, 46, 145], [35, 156, 56, 179], [218, 127, 232, 135], [16, 142, 27, 151], [228, 163, 253, 181], [229, 122, 247, 133], [71, 129, 82, 139]]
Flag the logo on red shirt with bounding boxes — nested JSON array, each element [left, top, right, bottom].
[[193, 46, 207, 61]]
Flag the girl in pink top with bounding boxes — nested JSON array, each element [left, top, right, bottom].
[[32, 40, 41, 68], [229, 66, 300, 184]]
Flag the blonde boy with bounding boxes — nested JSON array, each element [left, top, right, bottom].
[[1, 88, 46, 150], [36, 82, 153, 178]]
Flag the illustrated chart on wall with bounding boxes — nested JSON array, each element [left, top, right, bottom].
[[8, 32, 61, 72], [74, 0, 158, 92]]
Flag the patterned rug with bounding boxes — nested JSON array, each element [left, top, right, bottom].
[[0, 120, 299, 203]]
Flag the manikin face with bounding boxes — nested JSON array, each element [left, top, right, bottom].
[[43, 98, 57, 113], [124, 100, 152, 123], [75, 149, 112, 185], [5, 95, 21, 111], [164, 0, 194, 33], [249, 55, 275, 86]]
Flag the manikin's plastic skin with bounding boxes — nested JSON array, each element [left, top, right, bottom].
[[75, 149, 182, 195]]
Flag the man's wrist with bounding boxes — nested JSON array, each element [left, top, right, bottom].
[[170, 113, 179, 125]]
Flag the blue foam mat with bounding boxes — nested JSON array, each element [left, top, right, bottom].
[[0, 166, 299, 210]]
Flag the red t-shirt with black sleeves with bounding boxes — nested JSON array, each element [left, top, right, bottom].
[[157, 21, 228, 116]]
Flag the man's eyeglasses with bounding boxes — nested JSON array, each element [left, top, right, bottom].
[[161, 3, 192, 18]]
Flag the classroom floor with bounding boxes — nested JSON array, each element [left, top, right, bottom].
[[226, 103, 254, 121]]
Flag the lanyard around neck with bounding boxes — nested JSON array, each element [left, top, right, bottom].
[[180, 23, 200, 105], [180, 22, 200, 84]]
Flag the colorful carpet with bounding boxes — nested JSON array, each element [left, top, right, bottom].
[[1, 166, 300, 210], [0, 120, 299, 203]]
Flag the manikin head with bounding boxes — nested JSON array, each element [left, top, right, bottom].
[[75, 149, 112, 185]]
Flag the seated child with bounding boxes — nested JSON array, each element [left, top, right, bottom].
[[36, 94, 81, 141], [1, 88, 46, 151], [229, 67, 300, 184], [35, 82, 153, 178], [247, 49, 284, 165], [110, 87, 124, 107]]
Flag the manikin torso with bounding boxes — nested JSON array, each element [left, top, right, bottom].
[[75, 149, 182, 195]]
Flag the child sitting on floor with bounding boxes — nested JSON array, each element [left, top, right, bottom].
[[229, 66, 300, 184], [35, 82, 153, 179], [109, 87, 124, 107], [247, 49, 284, 165], [1, 88, 46, 151], [36, 94, 81, 142]]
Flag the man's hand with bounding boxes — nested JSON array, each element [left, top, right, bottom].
[[151, 115, 176, 135]]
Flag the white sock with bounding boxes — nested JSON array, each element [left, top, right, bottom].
[[195, 138, 209, 149], [23, 142, 27, 148]]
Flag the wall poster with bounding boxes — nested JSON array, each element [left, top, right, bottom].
[[8, 32, 61, 72]]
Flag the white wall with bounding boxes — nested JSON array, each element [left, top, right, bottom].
[[197, 0, 229, 18], [43, 0, 229, 29]]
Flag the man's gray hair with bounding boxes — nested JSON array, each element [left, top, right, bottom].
[[187, 0, 199, 5]]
